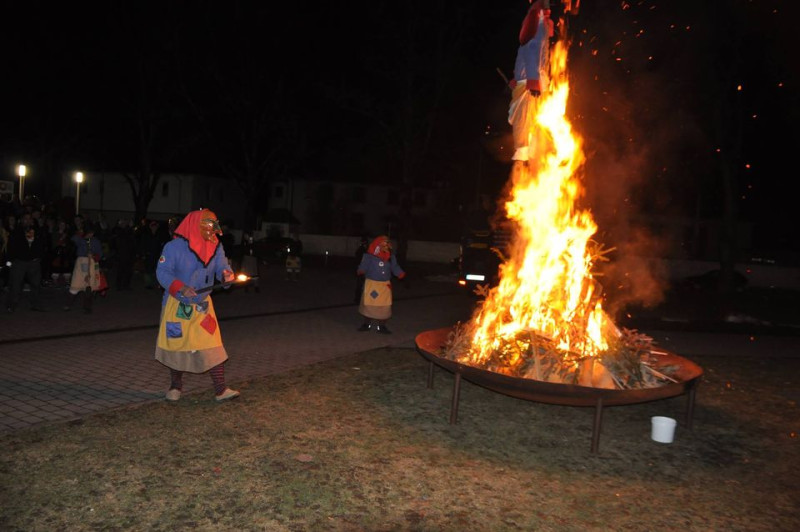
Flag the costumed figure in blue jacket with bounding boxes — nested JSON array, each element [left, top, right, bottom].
[[154, 208, 240, 402], [356, 235, 405, 334], [508, 0, 554, 162], [64, 222, 103, 313]]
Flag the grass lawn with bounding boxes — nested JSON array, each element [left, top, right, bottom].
[[2, 347, 798, 531]]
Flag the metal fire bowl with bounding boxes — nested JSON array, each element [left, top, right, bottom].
[[416, 327, 703, 407], [416, 326, 704, 453]]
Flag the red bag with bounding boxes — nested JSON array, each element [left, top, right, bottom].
[[97, 270, 109, 295]]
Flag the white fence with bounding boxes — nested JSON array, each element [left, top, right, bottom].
[[298, 234, 461, 264], [227, 232, 799, 289]]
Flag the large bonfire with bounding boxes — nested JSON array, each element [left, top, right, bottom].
[[442, 24, 674, 390]]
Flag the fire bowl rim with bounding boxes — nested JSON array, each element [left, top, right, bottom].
[[415, 327, 703, 407]]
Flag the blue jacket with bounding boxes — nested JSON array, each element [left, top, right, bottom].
[[156, 238, 231, 307], [357, 253, 405, 282]]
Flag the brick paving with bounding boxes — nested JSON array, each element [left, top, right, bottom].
[[3, 260, 798, 434], [0, 262, 473, 434]]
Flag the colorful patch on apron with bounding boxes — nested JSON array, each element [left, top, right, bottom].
[[159, 255, 166, 263], [166, 322, 183, 338], [176, 302, 193, 320], [364, 279, 392, 306], [200, 314, 217, 335]]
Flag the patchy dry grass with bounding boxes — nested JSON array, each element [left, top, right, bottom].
[[1, 348, 798, 531]]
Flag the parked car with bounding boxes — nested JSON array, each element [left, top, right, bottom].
[[458, 228, 510, 294], [236, 236, 303, 263]]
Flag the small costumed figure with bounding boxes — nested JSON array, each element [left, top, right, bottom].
[[64, 222, 103, 313], [154, 208, 240, 402], [508, 0, 554, 162], [356, 236, 406, 334]]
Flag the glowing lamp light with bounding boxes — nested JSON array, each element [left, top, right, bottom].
[[17, 164, 27, 200], [74, 171, 84, 214]]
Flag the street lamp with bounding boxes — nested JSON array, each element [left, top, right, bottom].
[[74, 171, 84, 214], [17, 164, 26, 202]]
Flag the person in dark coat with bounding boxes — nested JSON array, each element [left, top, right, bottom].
[[353, 235, 369, 303], [5, 214, 46, 312], [112, 219, 137, 290], [138, 220, 167, 289]]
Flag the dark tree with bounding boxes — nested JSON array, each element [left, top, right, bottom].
[[173, 4, 308, 230]]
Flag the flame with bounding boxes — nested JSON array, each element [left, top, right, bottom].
[[466, 40, 616, 367], [236, 274, 249, 282]]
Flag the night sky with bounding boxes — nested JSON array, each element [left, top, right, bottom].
[[1, 1, 796, 258]]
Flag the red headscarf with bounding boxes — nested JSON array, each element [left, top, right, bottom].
[[173, 209, 220, 266], [368, 235, 392, 261]]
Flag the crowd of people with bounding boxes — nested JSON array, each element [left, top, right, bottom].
[[0, 198, 175, 313]]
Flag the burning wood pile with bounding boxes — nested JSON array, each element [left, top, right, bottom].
[[439, 321, 678, 390], [441, 11, 677, 390]]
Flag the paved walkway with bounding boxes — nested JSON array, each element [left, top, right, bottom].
[[2, 261, 798, 434], [0, 262, 475, 434]]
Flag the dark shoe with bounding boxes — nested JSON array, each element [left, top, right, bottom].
[[357, 323, 372, 332], [375, 325, 392, 335]]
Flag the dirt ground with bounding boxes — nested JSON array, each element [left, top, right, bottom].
[[1, 347, 798, 531]]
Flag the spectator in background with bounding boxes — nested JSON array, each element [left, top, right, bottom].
[[0, 217, 11, 291], [111, 219, 137, 291], [138, 220, 167, 289], [219, 223, 236, 260], [285, 247, 301, 281], [5, 214, 46, 312], [240, 232, 260, 293], [353, 235, 369, 303], [49, 219, 72, 286]]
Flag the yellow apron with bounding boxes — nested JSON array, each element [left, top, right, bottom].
[[155, 295, 228, 373], [359, 279, 392, 320], [157, 296, 222, 352], [69, 256, 100, 294]]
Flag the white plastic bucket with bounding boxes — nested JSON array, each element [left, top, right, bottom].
[[651, 416, 677, 443]]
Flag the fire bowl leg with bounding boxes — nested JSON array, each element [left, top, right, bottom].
[[591, 397, 604, 454], [450, 372, 462, 425], [685, 380, 699, 430]]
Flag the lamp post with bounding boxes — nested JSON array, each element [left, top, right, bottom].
[[75, 171, 84, 214], [17, 164, 26, 203]]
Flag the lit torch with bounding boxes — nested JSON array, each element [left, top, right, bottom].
[[196, 274, 257, 294]]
